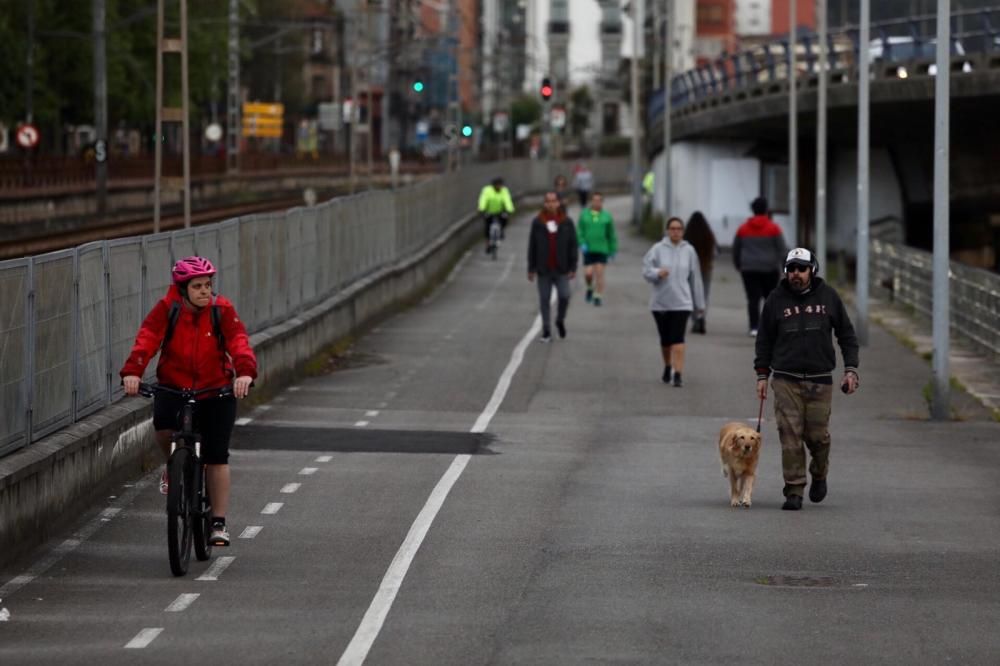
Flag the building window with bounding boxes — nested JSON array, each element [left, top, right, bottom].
[[697, 5, 726, 26]]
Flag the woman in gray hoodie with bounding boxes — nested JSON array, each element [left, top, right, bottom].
[[642, 217, 706, 387]]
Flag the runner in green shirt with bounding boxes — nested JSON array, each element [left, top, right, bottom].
[[576, 192, 618, 306]]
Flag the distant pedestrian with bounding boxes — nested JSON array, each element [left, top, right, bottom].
[[754, 247, 860, 511], [572, 162, 594, 207], [553, 174, 570, 213], [528, 191, 579, 342], [642, 216, 705, 387], [683, 211, 718, 334], [576, 192, 618, 306], [733, 197, 788, 337]]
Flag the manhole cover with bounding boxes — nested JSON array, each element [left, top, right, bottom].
[[755, 575, 868, 589]]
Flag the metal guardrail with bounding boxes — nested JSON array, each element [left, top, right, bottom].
[[649, 6, 1000, 121], [0, 158, 628, 457], [871, 239, 1000, 361]]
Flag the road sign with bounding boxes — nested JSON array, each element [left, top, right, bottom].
[[492, 112, 509, 134], [242, 102, 283, 138], [94, 139, 108, 163], [16, 123, 40, 149], [205, 123, 223, 142], [550, 107, 566, 130], [415, 121, 429, 142]]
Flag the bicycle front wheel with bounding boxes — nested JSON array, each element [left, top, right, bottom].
[[193, 465, 213, 562], [166, 448, 193, 576]]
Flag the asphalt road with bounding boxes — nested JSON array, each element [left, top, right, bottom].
[[2, 196, 1000, 665]]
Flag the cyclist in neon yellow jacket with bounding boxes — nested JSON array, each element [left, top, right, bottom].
[[576, 192, 618, 306], [478, 177, 515, 252]]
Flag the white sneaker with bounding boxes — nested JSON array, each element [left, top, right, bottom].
[[209, 524, 230, 547], [749, 329, 758, 337], [159, 467, 169, 495]]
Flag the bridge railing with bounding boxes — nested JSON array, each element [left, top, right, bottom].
[[0, 158, 627, 457], [654, 6, 1000, 116], [871, 240, 1000, 362]]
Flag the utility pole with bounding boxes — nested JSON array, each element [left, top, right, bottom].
[[856, 0, 871, 345], [27, 0, 35, 123], [788, 0, 798, 237], [153, 0, 192, 232], [931, 0, 951, 420], [226, 0, 240, 174], [629, 0, 643, 225], [815, 0, 828, 275], [349, 38, 357, 194], [661, 0, 672, 216], [93, 0, 108, 217], [366, 2, 374, 188]]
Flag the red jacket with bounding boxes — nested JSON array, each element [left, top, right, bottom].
[[120, 285, 257, 391]]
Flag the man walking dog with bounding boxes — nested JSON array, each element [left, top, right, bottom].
[[753, 248, 860, 511]]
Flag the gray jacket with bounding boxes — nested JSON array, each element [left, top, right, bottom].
[[642, 239, 706, 312], [572, 169, 594, 192]]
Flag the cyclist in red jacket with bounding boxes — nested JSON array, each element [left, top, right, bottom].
[[120, 256, 257, 547]]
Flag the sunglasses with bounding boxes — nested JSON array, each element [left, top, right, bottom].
[[785, 264, 811, 274]]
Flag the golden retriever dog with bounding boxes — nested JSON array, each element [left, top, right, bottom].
[[718, 422, 763, 508]]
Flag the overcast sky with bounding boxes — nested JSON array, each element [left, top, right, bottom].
[[529, 0, 621, 88]]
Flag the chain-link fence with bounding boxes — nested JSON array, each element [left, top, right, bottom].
[[871, 239, 1000, 361], [0, 158, 628, 457]]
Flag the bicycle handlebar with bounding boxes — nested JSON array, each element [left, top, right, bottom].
[[137, 382, 234, 400]]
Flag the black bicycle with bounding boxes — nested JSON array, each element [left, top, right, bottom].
[[139, 383, 232, 576], [486, 214, 505, 260]]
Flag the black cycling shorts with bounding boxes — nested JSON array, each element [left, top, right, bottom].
[[153, 393, 237, 465], [583, 252, 608, 266], [652, 310, 691, 346]]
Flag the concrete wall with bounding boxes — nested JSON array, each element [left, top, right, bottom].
[[828, 147, 905, 253]]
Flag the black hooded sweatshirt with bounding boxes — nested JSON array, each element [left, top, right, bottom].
[[754, 276, 860, 383]]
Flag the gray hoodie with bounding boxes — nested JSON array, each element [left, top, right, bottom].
[[642, 238, 706, 312]]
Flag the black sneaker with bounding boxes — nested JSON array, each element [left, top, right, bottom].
[[661, 366, 672, 384], [585, 289, 593, 303], [809, 479, 827, 503], [672, 372, 683, 387], [593, 297, 602, 307], [556, 320, 566, 339], [782, 495, 803, 511], [540, 329, 552, 343]]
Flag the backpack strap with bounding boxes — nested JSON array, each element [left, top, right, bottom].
[[160, 301, 182, 351], [210, 296, 232, 378]]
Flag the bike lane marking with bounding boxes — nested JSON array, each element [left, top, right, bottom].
[[164, 593, 199, 612], [337, 312, 542, 666], [239, 526, 263, 539], [299, 467, 318, 475], [196, 556, 236, 582], [475, 254, 517, 311], [261, 502, 283, 514], [281, 483, 302, 493], [124, 627, 163, 648]]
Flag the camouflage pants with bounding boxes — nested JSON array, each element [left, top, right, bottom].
[[771, 377, 833, 497]]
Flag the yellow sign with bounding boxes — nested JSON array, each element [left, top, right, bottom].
[[242, 101, 284, 138], [242, 102, 284, 117]]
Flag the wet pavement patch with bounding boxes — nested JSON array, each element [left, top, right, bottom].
[[754, 575, 868, 589], [234, 426, 496, 455]]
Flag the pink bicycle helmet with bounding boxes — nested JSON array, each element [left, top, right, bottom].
[[172, 256, 216, 284]]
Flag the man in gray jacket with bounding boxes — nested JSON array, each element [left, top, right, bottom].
[[642, 217, 705, 387]]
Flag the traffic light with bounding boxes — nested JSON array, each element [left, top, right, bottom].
[[412, 79, 424, 93], [540, 77, 553, 101], [462, 124, 473, 137]]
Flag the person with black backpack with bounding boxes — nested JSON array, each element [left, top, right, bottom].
[[120, 256, 257, 547]]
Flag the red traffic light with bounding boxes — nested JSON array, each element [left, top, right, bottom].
[[540, 77, 553, 100]]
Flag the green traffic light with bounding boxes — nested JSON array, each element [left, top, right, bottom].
[[412, 81, 424, 93], [462, 125, 472, 137]]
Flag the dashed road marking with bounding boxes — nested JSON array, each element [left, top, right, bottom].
[[165, 593, 199, 612], [281, 483, 302, 493], [125, 628, 163, 649], [261, 502, 284, 514], [365, 410, 379, 417], [354, 420, 370, 428], [315, 455, 333, 463], [239, 526, 263, 539], [299, 467, 318, 475], [288, 386, 302, 392], [235, 417, 253, 426], [196, 556, 236, 581]]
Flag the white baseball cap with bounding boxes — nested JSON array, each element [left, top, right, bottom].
[[785, 247, 815, 269]]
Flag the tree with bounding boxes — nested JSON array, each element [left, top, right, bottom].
[[510, 94, 541, 128], [569, 85, 593, 138]]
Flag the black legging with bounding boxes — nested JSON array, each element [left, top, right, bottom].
[[740, 270, 779, 330]]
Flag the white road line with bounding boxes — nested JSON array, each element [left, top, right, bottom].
[[337, 313, 539, 666], [377, 402, 388, 409], [0, 475, 148, 599], [235, 417, 253, 426], [100, 508, 121, 521], [475, 254, 516, 311], [257, 405, 272, 412], [354, 420, 370, 427], [288, 385, 302, 392], [365, 410, 380, 417], [261, 502, 284, 514], [124, 628, 163, 649], [165, 593, 200, 612], [299, 467, 318, 475], [196, 556, 236, 581], [316, 455, 333, 463], [239, 526, 263, 539], [281, 483, 302, 493]]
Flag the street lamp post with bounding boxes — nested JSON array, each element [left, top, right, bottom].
[[856, 0, 871, 345], [789, 0, 798, 236], [630, 0, 643, 225], [815, 0, 828, 275], [661, 0, 672, 217], [931, 0, 951, 420]]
